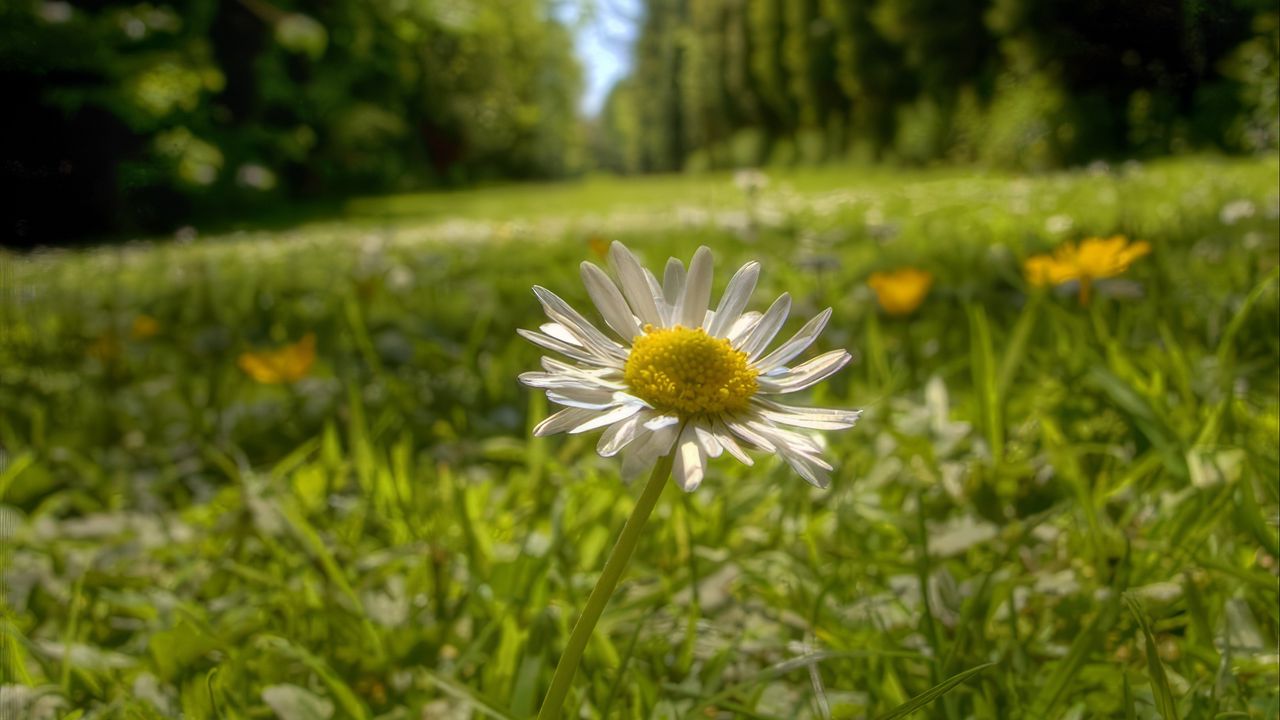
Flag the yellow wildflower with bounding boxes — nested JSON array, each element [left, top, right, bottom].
[[867, 268, 934, 316], [238, 333, 317, 384], [88, 333, 120, 361], [131, 315, 161, 340], [586, 234, 610, 261], [1023, 235, 1151, 305]]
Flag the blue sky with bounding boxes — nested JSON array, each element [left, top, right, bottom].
[[561, 0, 640, 115]]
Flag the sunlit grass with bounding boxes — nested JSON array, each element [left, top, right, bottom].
[[1, 156, 1277, 719]]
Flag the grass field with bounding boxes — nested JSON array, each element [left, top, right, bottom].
[[2, 156, 1278, 719]]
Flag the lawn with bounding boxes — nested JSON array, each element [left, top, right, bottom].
[[1, 156, 1278, 719]]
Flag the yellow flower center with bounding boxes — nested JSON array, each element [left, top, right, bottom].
[[624, 325, 758, 417]]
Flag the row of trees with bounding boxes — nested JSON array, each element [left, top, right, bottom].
[[593, 0, 1279, 173], [6, 0, 1278, 242], [3, 0, 581, 241]]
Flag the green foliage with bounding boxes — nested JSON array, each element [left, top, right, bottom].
[[3, 0, 582, 236], [607, 0, 1277, 173], [0, 157, 1278, 717]]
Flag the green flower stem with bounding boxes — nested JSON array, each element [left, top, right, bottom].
[[537, 449, 676, 720]]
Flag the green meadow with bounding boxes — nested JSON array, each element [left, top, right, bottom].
[[2, 156, 1278, 719]]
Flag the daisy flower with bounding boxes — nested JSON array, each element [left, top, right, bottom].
[[519, 242, 859, 491]]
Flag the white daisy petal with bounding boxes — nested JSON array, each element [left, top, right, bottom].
[[540, 323, 580, 345], [643, 268, 665, 305], [707, 261, 760, 338], [738, 293, 792, 358], [724, 417, 777, 452], [744, 418, 825, 455], [597, 411, 650, 456], [672, 424, 706, 492], [693, 422, 724, 458], [711, 419, 753, 466], [609, 242, 664, 327], [517, 328, 614, 367], [758, 350, 852, 394], [643, 414, 681, 431], [581, 262, 642, 340], [643, 266, 669, 325], [568, 402, 644, 434], [753, 399, 863, 430], [533, 407, 601, 436], [532, 286, 629, 361], [779, 449, 833, 488], [538, 357, 627, 389], [611, 391, 652, 408], [727, 311, 762, 344], [745, 420, 834, 487], [621, 422, 680, 481], [546, 386, 619, 409], [663, 258, 685, 307], [539, 356, 620, 378], [677, 246, 714, 328], [518, 372, 618, 392], [753, 307, 832, 372]]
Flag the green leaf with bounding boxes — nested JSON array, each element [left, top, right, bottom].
[[1238, 475, 1280, 559], [1123, 594, 1179, 720], [262, 684, 335, 720], [874, 662, 996, 720], [149, 621, 221, 681], [996, 293, 1041, 399], [419, 669, 516, 720], [686, 650, 923, 713], [966, 304, 1002, 461], [1215, 267, 1279, 382], [0, 450, 34, 503], [1087, 366, 1187, 478], [1032, 592, 1121, 715], [258, 636, 369, 720]]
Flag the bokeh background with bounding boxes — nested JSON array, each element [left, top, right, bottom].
[[1, 0, 1278, 242], [1, 1, 1278, 719]]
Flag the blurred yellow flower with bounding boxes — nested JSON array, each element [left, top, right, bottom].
[[1024, 235, 1151, 305], [88, 333, 120, 361], [238, 333, 316, 384], [587, 234, 610, 260], [131, 315, 161, 340], [868, 268, 934, 316]]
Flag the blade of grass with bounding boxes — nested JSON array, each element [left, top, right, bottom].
[[874, 662, 997, 720], [1237, 474, 1280, 559], [1123, 672, 1136, 720], [1124, 594, 1180, 720], [1087, 366, 1187, 478], [686, 649, 923, 712], [865, 311, 891, 389], [1215, 267, 1279, 383], [0, 617, 37, 685], [1031, 592, 1122, 715], [0, 450, 34, 503], [259, 635, 370, 720], [913, 492, 945, 693], [996, 293, 1041, 399], [277, 498, 385, 660], [966, 304, 1002, 461], [420, 668, 517, 720], [60, 571, 85, 694]]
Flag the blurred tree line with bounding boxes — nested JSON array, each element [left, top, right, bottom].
[[592, 0, 1279, 173], [2, 0, 582, 242], [5, 0, 1278, 244]]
